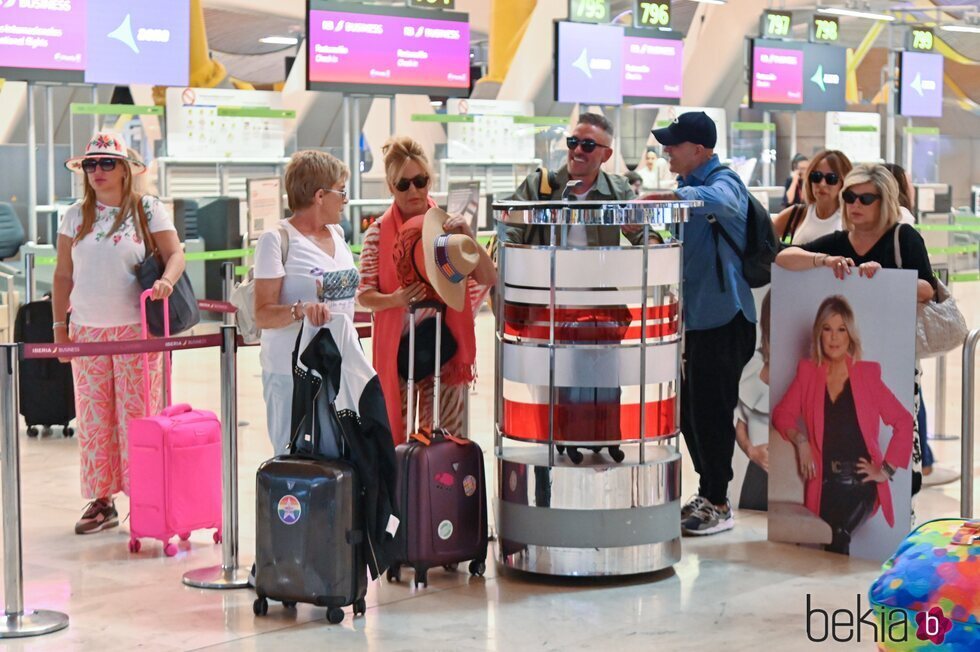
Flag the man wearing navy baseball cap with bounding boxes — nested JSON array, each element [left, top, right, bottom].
[[646, 111, 757, 536]]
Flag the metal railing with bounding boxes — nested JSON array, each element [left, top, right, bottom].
[[960, 329, 980, 519]]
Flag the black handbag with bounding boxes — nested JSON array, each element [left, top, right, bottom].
[[397, 316, 457, 381], [134, 198, 200, 336]]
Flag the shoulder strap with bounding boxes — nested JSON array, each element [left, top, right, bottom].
[[135, 196, 159, 258], [785, 204, 805, 242], [538, 167, 552, 197], [893, 223, 903, 268], [278, 223, 290, 267]]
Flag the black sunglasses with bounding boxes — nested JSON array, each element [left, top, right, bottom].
[[394, 174, 429, 192], [566, 136, 610, 154], [81, 157, 119, 173], [808, 170, 840, 186], [842, 190, 881, 206]]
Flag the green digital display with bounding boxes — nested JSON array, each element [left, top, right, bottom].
[[568, 0, 610, 24], [633, 0, 672, 29], [909, 27, 934, 52], [811, 15, 840, 43], [407, 0, 455, 8], [761, 10, 792, 38]]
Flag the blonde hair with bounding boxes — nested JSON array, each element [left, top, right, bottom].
[[284, 150, 349, 212], [75, 161, 139, 243], [382, 136, 433, 191], [840, 163, 901, 232], [802, 149, 853, 204], [811, 295, 862, 364]]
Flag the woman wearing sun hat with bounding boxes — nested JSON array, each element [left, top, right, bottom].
[[357, 136, 496, 444], [52, 132, 185, 534]]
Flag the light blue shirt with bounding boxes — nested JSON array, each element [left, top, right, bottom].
[[673, 155, 757, 331]]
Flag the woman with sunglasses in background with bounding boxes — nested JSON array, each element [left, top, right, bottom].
[[772, 150, 852, 246], [358, 136, 495, 444], [775, 163, 937, 499], [253, 150, 353, 454], [53, 132, 185, 534]]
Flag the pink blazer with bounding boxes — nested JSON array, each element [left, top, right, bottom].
[[771, 358, 913, 527]]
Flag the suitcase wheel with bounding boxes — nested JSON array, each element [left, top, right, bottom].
[[469, 560, 486, 577], [413, 568, 428, 588], [567, 448, 584, 465], [63, 425, 75, 437], [213, 530, 222, 544], [128, 538, 141, 554], [386, 566, 401, 583], [609, 446, 625, 463], [26, 426, 39, 438], [353, 599, 366, 617], [179, 532, 191, 542], [164, 543, 178, 557], [326, 607, 345, 624], [442, 563, 458, 572], [282, 601, 297, 610], [253, 598, 268, 616]]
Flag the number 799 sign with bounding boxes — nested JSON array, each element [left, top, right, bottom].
[[634, 0, 671, 29]]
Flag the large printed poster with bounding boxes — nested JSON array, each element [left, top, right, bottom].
[[165, 87, 286, 160], [768, 267, 916, 562]]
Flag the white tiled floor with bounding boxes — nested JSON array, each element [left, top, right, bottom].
[[2, 309, 976, 651]]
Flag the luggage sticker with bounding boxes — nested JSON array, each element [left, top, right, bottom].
[[462, 475, 477, 497], [434, 472, 454, 489], [437, 520, 454, 540], [278, 495, 302, 525]]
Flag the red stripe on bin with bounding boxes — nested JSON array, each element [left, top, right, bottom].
[[502, 396, 676, 441], [502, 303, 679, 341]]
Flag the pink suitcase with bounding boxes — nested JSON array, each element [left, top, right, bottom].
[[126, 290, 222, 556]]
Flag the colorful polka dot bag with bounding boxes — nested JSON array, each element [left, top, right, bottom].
[[869, 519, 980, 650]]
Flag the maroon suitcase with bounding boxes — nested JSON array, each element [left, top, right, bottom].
[[387, 304, 488, 588]]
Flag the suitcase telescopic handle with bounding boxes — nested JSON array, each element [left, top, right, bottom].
[[139, 289, 173, 416]]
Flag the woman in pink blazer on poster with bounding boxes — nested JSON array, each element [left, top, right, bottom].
[[771, 295, 913, 554]]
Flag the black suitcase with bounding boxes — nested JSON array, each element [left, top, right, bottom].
[[253, 455, 367, 624], [14, 299, 75, 437]]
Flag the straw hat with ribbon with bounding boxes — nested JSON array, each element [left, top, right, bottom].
[[65, 132, 146, 174]]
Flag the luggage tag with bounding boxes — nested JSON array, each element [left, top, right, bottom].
[[951, 521, 980, 546], [410, 429, 433, 446], [386, 514, 400, 537]]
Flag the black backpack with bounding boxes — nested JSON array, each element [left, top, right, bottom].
[[705, 168, 778, 289]]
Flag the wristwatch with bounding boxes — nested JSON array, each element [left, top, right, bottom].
[[881, 461, 896, 481]]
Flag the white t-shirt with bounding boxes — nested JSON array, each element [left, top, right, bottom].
[[57, 196, 176, 327], [790, 204, 842, 246], [254, 220, 357, 376]]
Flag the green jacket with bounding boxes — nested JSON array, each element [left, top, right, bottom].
[[503, 165, 641, 246]]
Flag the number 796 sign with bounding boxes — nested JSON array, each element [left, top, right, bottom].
[[634, 0, 671, 29]]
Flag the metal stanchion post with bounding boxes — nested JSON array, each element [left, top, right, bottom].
[[961, 329, 979, 519], [23, 253, 35, 305], [0, 344, 69, 637], [182, 325, 250, 589], [221, 262, 235, 327], [933, 267, 957, 440]]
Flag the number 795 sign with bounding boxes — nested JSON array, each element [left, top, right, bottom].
[[634, 0, 671, 29]]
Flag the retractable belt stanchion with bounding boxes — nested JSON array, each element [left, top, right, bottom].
[[183, 325, 250, 589], [960, 329, 980, 519], [0, 344, 69, 637], [221, 262, 235, 327], [23, 253, 35, 305]]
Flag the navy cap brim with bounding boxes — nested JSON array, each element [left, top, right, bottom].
[[651, 126, 683, 146]]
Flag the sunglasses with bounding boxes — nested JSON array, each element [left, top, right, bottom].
[[81, 157, 119, 173], [394, 174, 429, 192], [808, 170, 840, 186], [842, 190, 881, 206], [566, 136, 610, 154]]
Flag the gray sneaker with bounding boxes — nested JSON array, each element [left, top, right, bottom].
[[682, 500, 734, 536], [74, 498, 118, 535], [681, 495, 710, 521]]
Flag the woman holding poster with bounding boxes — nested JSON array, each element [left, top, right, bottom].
[[771, 296, 913, 554]]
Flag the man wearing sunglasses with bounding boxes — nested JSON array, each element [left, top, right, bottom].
[[645, 111, 757, 537], [505, 113, 644, 247]]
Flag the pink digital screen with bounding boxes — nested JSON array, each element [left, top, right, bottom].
[[751, 41, 804, 108], [307, 4, 470, 96], [0, 0, 86, 82], [622, 34, 682, 104]]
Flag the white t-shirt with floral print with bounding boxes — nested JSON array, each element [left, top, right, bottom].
[[57, 196, 177, 327]]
